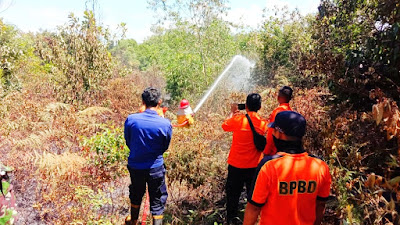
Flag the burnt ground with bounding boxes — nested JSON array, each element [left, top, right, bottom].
[[13, 177, 42, 225]]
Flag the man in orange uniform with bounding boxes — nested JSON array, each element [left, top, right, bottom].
[[176, 99, 195, 127], [264, 86, 293, 155], [222, 93, 268, 224], [243, 111, 331, 225]]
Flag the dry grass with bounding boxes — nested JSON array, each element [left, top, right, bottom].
[[0, 69, 180, 224], [0, 73, 149, 224], [0, 79, 284, 224], [4, 67, 380, 224]]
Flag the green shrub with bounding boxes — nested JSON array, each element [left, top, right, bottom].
[[308, 0, 400, 103], [109, 39, 140, 70], [70, 185, 113, 225], [81, 127, 129, 177]]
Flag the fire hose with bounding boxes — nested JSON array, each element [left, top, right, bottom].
[[141, 190, 150, 225], [172, 120, 188, 127]]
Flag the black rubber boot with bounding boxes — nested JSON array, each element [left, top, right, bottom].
[[126, 205, 140, 225], [153, 215, 163, 225], [227, 217, 242, 225], [131, 205, 140, 222], [125, 216, 136, 225]]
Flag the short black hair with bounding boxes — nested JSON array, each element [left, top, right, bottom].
[[142, 87, 161, 107], [278, 86, 293, 102], [246, 93, 262, 112]]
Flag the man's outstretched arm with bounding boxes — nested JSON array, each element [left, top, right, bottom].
[[243, 202, 261, 225]]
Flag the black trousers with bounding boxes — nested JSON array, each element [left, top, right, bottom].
[[127, 165, 168, 216], [226, 165, 256, 221]]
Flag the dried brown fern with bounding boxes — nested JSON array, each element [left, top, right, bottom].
[[34, 151, 86, 181], [15, 129, 55, 148]]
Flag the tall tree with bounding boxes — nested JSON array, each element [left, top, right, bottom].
[[255, 8, 313, 87], [35, 11, 113, 105], [0, 19, 22, 95], [146, 0, 237, 100]]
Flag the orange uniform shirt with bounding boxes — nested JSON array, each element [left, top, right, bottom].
[[139, 105, 165, 117], [177, 114, 194, 127], [222, 112, 268, 168], [176, 106, 194, 127], [263, 103, 292, 155], [250, 152, 331, 225]]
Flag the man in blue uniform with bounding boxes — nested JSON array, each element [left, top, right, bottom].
[[124, 87, 173, 225]]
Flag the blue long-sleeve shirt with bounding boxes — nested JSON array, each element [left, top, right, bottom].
[[124, 109, 172, 169]]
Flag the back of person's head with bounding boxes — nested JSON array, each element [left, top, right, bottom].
[[269, 111, 306, 139], [246, 93, 262, 112], [278, 86, 293, 103], [142, 87, 161, 107]]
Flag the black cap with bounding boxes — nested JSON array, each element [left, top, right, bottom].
[[279, 86, 293, 99], [268, 111, 306, 138]]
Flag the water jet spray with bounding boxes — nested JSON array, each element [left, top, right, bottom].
[[193, 55, 255, 113]]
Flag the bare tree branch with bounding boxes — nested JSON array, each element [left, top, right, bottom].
[[0, 0, 15, 14]]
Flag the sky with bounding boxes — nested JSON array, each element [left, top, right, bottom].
[[0, 0, 320, 43]]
